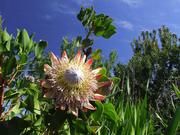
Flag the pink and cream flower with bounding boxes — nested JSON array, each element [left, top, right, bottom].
[[41, 51, 111, 116]]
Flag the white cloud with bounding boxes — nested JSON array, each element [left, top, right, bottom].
[[43, 2, 77, 20], [120, 0, 143, 7], [47, 0, 94, 16], [75, 0, 94, 7], [43, 0, 94, 20], [168, 23, 180, 30], [51, 2, 77, 15], [43, 14, 53, 20], [175, 0, 180, 2], [115, 20, 134, 30], [173, 8, 180, 13], [137, 26, 153, 33]]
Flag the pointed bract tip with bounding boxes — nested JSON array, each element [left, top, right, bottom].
[[84, 102, 96, 110], [49, 52, 59, 65], [50, 52, 57, 60], [72, 110, 78, 117], [85, 58, 93, 66], [74, 50, 82, 62], [98, 81, 112, 88], [92, 68, 102, 74], [44, 64, 51, 72], [40, 80, 50, 88], [94, 93, 105, 101], [82, 54, 86, 63], [62, 51, 68, 58]]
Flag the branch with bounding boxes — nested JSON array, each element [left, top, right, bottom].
[[0, 56, 4, 117], [7, 63, 27, 85], [1, 97, 20, 120]]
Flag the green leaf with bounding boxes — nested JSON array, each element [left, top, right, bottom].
[[131, 127, 135, 135], [11, 101, 21, 116], [34, 117, 43, 127], [17, 53, 28, 64], [166, 107, 180, 135], [77, 7, 116, 39], [91, 49, 102, 60], [27, 38, 34, 52], [35, 40, 47, 58], [4, 90, 19, 100], [0, 42, 5, 53], [23, 83, 41, 114], [99, 67, 107, 76], [93, 15, 116, 38], [127, 77, 131, 95], [99, 75, 109, 82], [1, 29, 11, 42], [103, 103, 119, 123], [172, 84, 180, 98], [5, 40, 11, 51], [72, 119, 87, 134], [2, 56, 16, 75], [111, 77, 120, 85], [102, 25, 116, 39], [94, 26, 105, 36], [34, 98, 41, 115], [17, 29, 30, 51], [82, 38, 93, 48], [0, 32, 11, 53], [92, 101, 104, 121], [24, 95, 34, 112]]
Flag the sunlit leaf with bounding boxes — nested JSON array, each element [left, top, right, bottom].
[[17, 29, 30, 51], [91, 49, 102, 60], [103, 103, 118, 123]]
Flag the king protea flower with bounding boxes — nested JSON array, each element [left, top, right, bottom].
[[41, 51, 111, 116]]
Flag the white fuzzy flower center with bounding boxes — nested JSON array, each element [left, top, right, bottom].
[[64, 67, 84, 84]]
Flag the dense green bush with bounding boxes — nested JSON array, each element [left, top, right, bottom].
[[114, 26, 180, 133]]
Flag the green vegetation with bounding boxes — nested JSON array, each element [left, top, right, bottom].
[[0, 7, 179, 135]]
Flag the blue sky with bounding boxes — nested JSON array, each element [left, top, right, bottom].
[[0, 0, 180, 63]]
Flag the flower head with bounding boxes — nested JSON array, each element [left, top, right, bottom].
[[41, 51, 111, 116]]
